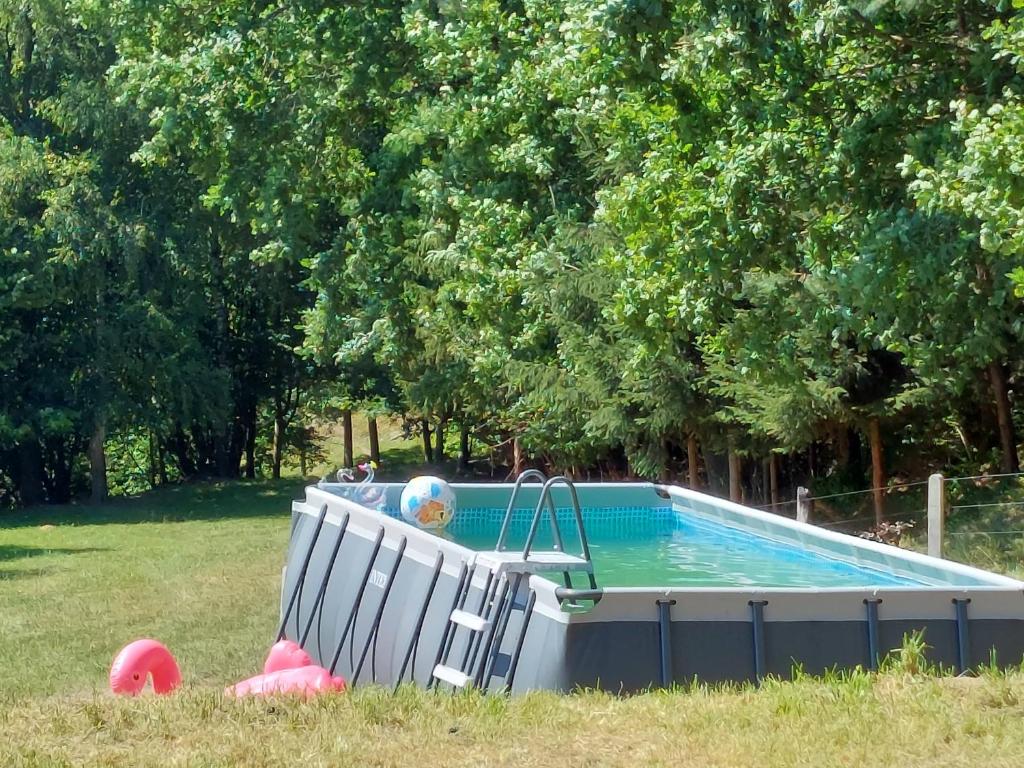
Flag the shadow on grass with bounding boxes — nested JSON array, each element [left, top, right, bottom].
[[0, 567, 50, 580], [0, 545, 108, 562], [0, 479, 307, 530], [1, 444, 511, 531]]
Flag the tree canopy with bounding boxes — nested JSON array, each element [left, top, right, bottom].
[[2, 0, 1024, 512]]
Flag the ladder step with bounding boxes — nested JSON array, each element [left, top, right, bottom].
[[432, 664, 473, 688], [450, 608, 491, 632]]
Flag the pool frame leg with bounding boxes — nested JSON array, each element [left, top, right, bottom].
[[395, 552, 444, 690], [480, 573, 526, 689], [428, 562, 471, 690], [503, 590, 537, 694], [298, 511, 350, 647], [276, 503, 328, 641], [352, 537, 407, 686], [953, 598, 972, 674], [327, 526, 385, 675], [864, 598, 882, 671], [656, 598, 676, 687], [749, 600, 768, 683]]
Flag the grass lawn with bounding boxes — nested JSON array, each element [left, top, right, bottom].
[[4, 480, 1024, 766]]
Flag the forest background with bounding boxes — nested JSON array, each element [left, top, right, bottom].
[[4, 0, 1024, 522]]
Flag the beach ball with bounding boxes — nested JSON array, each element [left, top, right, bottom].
[[400, 476, 456, 530]]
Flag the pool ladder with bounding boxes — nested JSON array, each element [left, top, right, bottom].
[[431, 471, 596, 690]]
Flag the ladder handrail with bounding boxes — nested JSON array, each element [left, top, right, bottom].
[[434, 472, 599, 691], [522, 475, 592, 565], [495, 469, 563, 552]]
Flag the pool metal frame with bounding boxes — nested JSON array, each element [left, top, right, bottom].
[[280, 479, 1024, 692]]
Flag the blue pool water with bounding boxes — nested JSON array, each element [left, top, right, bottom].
[[437, 505, 924, 588]]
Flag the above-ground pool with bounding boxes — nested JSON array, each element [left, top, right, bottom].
[[446, 504, 926, 588], [279, 477, 1024, 693]]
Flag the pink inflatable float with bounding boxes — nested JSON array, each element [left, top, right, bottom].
[[263, 639, 314, 674], [226, 665, 346, 698], [109, 638, 182, 696], [227, 639, 345, 698], [109, 638, 344, 698]]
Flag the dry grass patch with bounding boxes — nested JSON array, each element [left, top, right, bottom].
[[4, 675, 1024, 767]]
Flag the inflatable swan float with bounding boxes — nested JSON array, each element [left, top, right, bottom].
[[322, 460, 386, 509]]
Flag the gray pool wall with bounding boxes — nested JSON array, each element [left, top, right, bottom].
[[281, 482, 1024, 692]]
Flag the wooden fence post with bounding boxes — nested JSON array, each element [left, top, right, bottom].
[[928, 473, 945, 558], [796, 486, 811, 524]]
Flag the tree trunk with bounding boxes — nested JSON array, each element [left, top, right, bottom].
[[148, 431, 158, 488], [299, 429, 307, 478], [272, 409, 285, 480], [761, 458, 771, 504], [435, 417, 447, 463], [47, 438, 73, 503], [459, 426, 471, 472], [421, 419, 433, 463], [215, 424, 231, 477], [687, 433, 700, 489], [170, 428, 196, 477], [835, 424, 850, 469], [769, 453, 780, 506], [88, 420, 108, 504], [244, 403, 257, 479], [988, 361, 1020, 474], [17, 438, 44, 505], [212, 238, 232, 478], [226, 398, 250, 478], [728, 450, 742, 502], [367, 417, 380, 463], [342, 409, 354, 468], [158, 443, 167, 484], [513, 437, 524, 476], [868, 416, 885, 525]]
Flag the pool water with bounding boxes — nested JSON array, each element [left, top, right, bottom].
[[437, 505, 924, 588]]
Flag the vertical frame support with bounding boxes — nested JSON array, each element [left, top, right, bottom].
[[299, 511, 350, 647], [351, 537, 408, 685], [277, 503, 328, 641], [428, 562, 471, 690], [656, 598, 677, 687], [749, 600, 768, 683], [503, 591, 537, 694], [953, 598, 972, 675], [327, 526, 385, 675], [864, 598, 882, 671], [395, 552, 444, 690]]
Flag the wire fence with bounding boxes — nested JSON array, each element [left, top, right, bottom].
[[949, 500, 1024, 511], [945, 471, 1024, 484], [813, 509, 922, 530], [747, 469, 1024, 544], [805, 479, 929, 503], [752, 499, 798, 511]]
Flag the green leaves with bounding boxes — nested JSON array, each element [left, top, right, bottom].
[[6, 0, 1024, 499]]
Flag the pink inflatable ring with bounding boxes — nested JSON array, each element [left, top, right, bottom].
[[109, 638, 182, 696]]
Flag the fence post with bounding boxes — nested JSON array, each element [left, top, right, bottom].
[[928, 473, 945, 558], [796, 486, 811, 524]]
